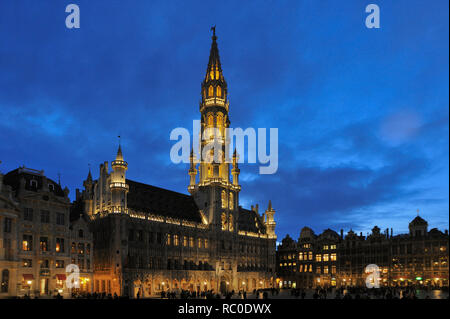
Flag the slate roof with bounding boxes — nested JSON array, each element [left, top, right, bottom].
[[409, 216, 428, 226], [3, 168, 65, 197], [126, 179, 203, 223], [237, 207, 266, 234]]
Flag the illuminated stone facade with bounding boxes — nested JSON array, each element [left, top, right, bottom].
[[0, 166, 94, 298], [75, 31, 277, 297], [277, 217, 449, 289]]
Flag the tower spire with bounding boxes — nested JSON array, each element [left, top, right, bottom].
[[116, 136, 124, 161]]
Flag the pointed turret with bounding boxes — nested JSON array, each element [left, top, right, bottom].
[[264, 200, 276, 237], [116, 144, 124, 161], [110, 142, 129, 214], [86, 168, 92, 183], [201, 27, 228, 107], [188, 148, 198, 194], [231, 149, 240, 188]]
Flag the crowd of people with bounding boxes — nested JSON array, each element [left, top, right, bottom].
[[17, 286, 448, 299], [159, 288, 276, 299], [289, 286, 448, 299]]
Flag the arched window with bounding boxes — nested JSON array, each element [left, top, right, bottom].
[[216, 85, 222, 97], [1, 269, 9, 293], [207, 114, 214, 127], [229, 192, 234, 210], [216, 113, 223, 128], [221, 190, 227, 209], [215, 65, 220, 79], [210, 67, 214, 80], [208, 85, 214, 97], [207, 166, 212, 178]]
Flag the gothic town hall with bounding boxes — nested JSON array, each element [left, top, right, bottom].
[[74, 31, 277, 297]]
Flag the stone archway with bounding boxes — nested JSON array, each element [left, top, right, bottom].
[[219, 275, 230, 295]]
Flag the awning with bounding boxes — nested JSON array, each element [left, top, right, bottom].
[[56, 274, 66, 281], [23, 274, 34, 280]]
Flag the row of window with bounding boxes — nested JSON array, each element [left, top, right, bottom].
[[280, 252, 338, 261], [22, 235, 90, 254], [128, 230, 210, 249], [203, 85, 223, 99], [167, 234, 208, 249], [279, 263, 338, 274], [23, 208, 65, 225], [21, 258, 91, 270]]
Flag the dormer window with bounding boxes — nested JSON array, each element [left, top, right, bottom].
[[30, 180, 38, 188], [48, 184, 54, 191]]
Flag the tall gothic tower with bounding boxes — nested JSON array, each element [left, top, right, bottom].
[[189, 28, 241, 231], [110, 144, 129, 213]]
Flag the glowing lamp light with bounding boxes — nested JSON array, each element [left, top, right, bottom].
[[27, 280, 32, 285], [415, 277, 422, 281]]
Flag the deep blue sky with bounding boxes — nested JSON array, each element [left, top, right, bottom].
[[0, 0, 448, 241]]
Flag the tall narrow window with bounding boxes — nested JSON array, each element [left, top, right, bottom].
[[1, 269, 9, 293], [221, 190, 227, 208], [22, 235, 33, 251], [217, 113, 223, 128], [208, 85, 214, 97], [3, 218, 12, 233], [216, 85, 222, 97], [207, 114, 214, 126], [229, 192, 234, 210], [40, 237, 49, 252], [208, 166, 213, 178]]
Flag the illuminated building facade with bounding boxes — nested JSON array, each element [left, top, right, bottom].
[[0, 166, 93, 298], [75, 30, 277, 297], [277, 216, 449, 289]]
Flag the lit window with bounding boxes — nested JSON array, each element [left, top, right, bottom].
[[323, 245, 329, 250], [331, 253, 337, 261], [22, 235, 32, 251], [221, 191, 227, 208], [40, 237, 49, 252], [298, 252, 303, 261], [208, 85, 214, 97], [55, 238, 64, 253], [330, 244, 337, 250], [215, 65, 219, 79], [308, 252, 313, 260], [217, 86, 222, 97], [323, 254, 329, 262], [332, 266, 337, 274], [324, 266, 329, 274], [229, 192, 234, 210], [316, 254, 322, 262]]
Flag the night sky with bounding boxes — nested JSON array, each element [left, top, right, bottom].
[[0, 1, 448, 241]]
